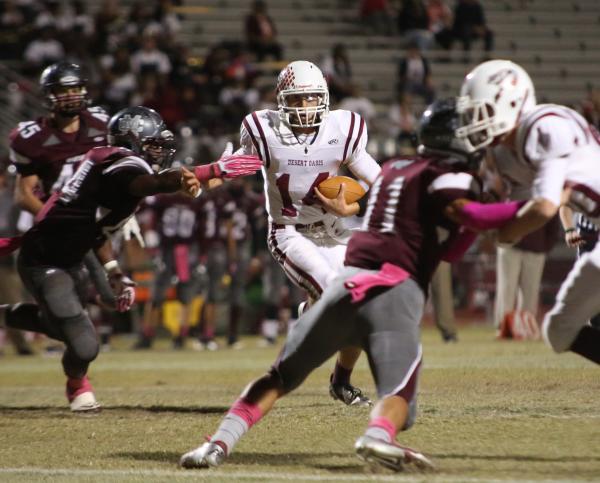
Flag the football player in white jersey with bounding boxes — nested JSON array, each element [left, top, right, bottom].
[[456, 59, 600, 365], [237, 60, 382, 405]]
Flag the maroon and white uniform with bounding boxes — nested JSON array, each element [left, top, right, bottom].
[[20, 146, 151, 269], [238, 109, 380, 299], [9, 107, 109, 199], [196, 186, 236, 303], [271, 156, 480, 421], [147, 193, 204, 306], [491, 104, 600, 352], [346, 157, 480, 291]]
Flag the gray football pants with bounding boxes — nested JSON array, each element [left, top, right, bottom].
[[7, 254, 99, 379], [272, 266, 424, 429]]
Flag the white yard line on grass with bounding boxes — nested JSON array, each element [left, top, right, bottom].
[[0, 467, 581, 482]]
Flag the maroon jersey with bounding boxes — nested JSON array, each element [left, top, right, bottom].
[[9, 107, 109, 200], [197, 186, 234, 250], [148, 193, 203, 246], [223, 184, 265, 244], [345, 157, 480, 291], [20, 146, 153, 268]]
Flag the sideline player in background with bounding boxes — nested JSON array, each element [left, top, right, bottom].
[[237, 60, 381, 406], [456, 59, 600, 364], [135, 192, 204, 350], [0, 106, 262, 412], [180, 97, 524, 471]]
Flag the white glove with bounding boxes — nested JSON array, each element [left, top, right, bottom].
[[121, 216, 145, 248]]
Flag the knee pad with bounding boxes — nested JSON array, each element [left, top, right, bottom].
[[62, 314, 100, 363], [41, 271, 83, 319], [542, 312, 576, 354]]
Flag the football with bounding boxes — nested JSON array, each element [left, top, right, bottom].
[[317, 176, 366, 203]]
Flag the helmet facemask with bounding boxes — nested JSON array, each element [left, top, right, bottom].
[[454, 96, 499, 152], [277, 89, 329, 128], [45, 83, 89, 117], [142, 130, 177, 172]]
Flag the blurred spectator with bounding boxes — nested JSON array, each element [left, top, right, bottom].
[[154, 0, 182, 39], [23, 25, 64, 72], [34, 0, 61, 30], [99, 44, 137, 111], [581, 89, 600, 130], [320, 43, 353, 103], [427, 0, 453, 50], [359, 0, 393, 36], [0, 0, 26, 59], [397, 0, 432, 51], [451, 0, 494, 58], [397, 41, 435, 104], [244, 0, 283, 62], [93, 0, 121, 55], [131, 34, 172, 80], [69, 1, 95, 38], [387, 93, 418, 147], [338, 84, 377, 124]]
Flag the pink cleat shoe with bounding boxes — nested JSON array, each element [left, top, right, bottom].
[[66, 376, 101, 413]]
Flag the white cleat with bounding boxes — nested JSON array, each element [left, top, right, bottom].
[[180, 441, 226, 469], [69, 391, 101, 413], [355, 435, 435, 472]]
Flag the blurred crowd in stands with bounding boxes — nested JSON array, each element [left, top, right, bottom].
[[1, 0, 599, 354]]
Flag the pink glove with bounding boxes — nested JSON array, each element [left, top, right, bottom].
[[108, 273, 137, 312], [194, 155, 263, 182]]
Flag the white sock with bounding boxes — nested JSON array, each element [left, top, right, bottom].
[[364, 425, 393, 443], [211, 413, 249, 454]]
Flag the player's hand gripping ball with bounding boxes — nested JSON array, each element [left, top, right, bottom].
[[317, 176, 365, 204]]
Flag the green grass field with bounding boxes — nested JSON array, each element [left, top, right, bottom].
[[0, 324, 599, 482]]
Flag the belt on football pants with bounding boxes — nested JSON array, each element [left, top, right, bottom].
[[271, 220, 326, 233]]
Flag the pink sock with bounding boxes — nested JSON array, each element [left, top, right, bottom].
[[229, 398, 263, 428]]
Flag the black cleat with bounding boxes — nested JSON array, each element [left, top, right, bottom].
[[329, 381, 372, 407]]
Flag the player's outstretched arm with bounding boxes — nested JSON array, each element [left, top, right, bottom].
[[193, 154, 263, 182], [128, 167, 201, 198]]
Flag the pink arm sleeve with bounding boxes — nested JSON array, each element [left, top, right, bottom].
[[459, 200, 526, 231], [442, 229, 477, 263]]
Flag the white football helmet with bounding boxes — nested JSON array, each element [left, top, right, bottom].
[[456, 60, 536, 151], [276, 60, 329, 128]]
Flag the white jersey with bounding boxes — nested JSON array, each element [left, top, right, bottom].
[[493, 104, 600, 223], [238, 109, 380, 226]]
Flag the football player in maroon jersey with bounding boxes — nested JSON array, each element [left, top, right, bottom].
[[180, 98, 524, 471], [0, 106, 262, 412], [9, 62, 117, 350], [135, 192, 204, 350], [10, 61, 109, 217]]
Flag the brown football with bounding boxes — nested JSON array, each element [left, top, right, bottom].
[[318, 176, 366, 203]]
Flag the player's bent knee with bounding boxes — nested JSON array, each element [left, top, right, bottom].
[[63, 315, 100, 363], [269, 366, 303, 395], [542, 312, 578, 353]]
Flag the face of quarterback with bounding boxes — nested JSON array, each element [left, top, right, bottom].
[[286, 93, 321, 131]]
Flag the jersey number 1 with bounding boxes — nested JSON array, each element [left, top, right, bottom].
[[275, 172, 329, 217]]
